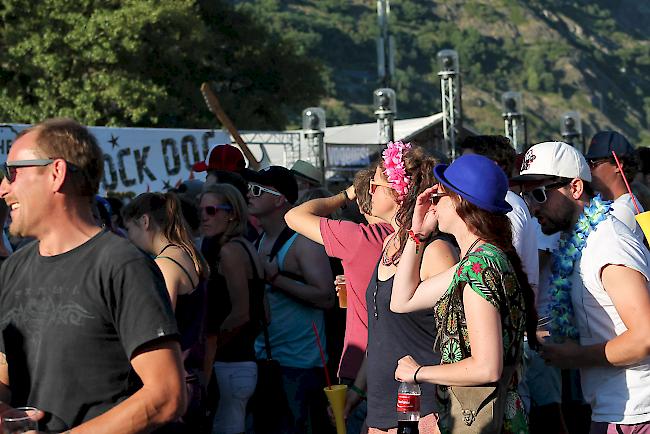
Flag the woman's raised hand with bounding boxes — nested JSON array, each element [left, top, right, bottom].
[[410, 185, 440, 237]]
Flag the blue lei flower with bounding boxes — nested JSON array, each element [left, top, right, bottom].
[[548, 194, 612, 340]]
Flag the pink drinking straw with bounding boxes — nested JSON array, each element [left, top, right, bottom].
[[312, 321, 332, 389], [612, 151, 641, 214]]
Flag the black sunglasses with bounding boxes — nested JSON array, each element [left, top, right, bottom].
[[430, 192, 448, 204], [523, 180, 571, 204], [1, 159, 55, 183], [587, 158, 613, 169], [200, 204, 233, 216]]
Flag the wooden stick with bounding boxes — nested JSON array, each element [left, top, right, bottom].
[[200, 82, 260, 170]]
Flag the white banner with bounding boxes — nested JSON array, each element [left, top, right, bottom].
[[0, 124, 230, 195]]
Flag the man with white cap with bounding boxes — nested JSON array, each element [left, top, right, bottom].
[[514, 141, 650, 434]]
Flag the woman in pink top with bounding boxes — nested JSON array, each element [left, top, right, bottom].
[[286, 165, 393, 380]]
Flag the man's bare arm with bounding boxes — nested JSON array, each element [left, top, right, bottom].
[[69, 339, 186, 434], [542, 265, 650, 368], [273, 236, 335, 309], [0, 352, 11, 404]]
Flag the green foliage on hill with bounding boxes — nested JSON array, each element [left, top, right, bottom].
[[0, 0, 325, 130], [235, 0, 650, 145]]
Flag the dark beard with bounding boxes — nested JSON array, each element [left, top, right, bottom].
[[538, 194, 576, 235]]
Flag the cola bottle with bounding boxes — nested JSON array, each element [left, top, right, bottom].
[[396, 381, 420, 434]]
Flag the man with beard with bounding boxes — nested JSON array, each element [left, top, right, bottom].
[[514, 141, 650, 433]]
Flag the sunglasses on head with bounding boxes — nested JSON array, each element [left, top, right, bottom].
[[523, 180, 571, 204], [1, 159, 55, 183], [369, 179, 391, 194], [200, 204, 232, 216], [248, 183, 282, 197]]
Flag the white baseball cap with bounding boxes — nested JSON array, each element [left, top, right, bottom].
[[512, 141, 591, 182]]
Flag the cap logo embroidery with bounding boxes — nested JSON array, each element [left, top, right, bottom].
[[521, 152, 536, 171]]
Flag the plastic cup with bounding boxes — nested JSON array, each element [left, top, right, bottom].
[[324, 384, 347, 434], [1, 407, 39, 434], [635, 211, 650, 241], [335, 275, 347, 309]]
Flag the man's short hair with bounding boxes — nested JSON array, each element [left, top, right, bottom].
[[20, 118, 104, 197], [460, 135, 516, 177]]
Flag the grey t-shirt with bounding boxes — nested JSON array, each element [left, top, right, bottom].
[[0, 230, 179, 432]]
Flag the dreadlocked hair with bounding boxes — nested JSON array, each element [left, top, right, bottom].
[[381, 145, 440, 264], [448, 190, 540, 351]]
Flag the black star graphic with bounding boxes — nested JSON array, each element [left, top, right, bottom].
[[108, 134, 119, 149], [162, 180, 172, 190]]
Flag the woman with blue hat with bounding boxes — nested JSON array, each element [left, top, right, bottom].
[[391, 154, 538, 433]]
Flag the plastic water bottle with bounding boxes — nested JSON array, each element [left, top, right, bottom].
[[396, 381, 420, 434]]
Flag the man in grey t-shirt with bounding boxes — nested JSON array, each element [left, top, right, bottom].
[[0, 119, 185, 433]]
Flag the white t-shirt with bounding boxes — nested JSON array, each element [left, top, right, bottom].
[[611, 193, 645, 245], [506, 191, 539, 290], [571, 216, 650, 423]]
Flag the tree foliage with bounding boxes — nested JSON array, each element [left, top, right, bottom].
[[0, 0, 325, 129]]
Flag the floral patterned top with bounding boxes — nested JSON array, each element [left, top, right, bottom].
[[434, 242, 528, 434]]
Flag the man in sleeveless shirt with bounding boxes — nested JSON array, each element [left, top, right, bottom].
[[0, 119, 185, 433], [246, 166, 335, 434]]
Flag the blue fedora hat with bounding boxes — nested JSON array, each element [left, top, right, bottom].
[[434, 154, 512, 214]]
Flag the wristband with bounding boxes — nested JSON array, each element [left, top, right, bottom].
[[349, 384, 366, 400], [414, 365, 424, 384], [407, 229, 426, 254]]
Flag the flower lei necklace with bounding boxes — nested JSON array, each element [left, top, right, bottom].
[[382, 140, 411, 201], [548, 194, 612, 340]]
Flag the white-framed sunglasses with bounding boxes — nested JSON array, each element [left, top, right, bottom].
[[248, 183, 282, 197], [522, 180, 571, 204]]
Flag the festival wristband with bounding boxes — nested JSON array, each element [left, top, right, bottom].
[[407, 229, 427, 254], [349, 384, 366, 400], [414, 365, 424, 384]]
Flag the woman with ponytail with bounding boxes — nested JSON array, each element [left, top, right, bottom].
[[199, 183, 265, 434], [122, 191, 210, 432], [351, 141, 458, 434], [391, 154, 539, 434]]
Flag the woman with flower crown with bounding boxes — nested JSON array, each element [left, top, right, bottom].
[[391, 154, 539, 434], [347, 141, 458, 434]]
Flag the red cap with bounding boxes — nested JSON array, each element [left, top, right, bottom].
[[192, 144, 246, 172]]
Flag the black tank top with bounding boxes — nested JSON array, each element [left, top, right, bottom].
[[206, 240, 265, 363], [156, 247, 206, 370], [365, 260, 441, 430]]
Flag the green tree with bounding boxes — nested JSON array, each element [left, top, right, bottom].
[[0, 0, 325, 129]]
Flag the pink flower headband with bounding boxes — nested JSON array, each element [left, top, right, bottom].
[[382, 140, 412, 201]]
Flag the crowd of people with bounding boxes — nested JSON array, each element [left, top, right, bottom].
[[0, 117, 648, 434]]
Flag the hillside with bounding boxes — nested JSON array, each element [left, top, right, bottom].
[[232, 0, 650, 146]]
